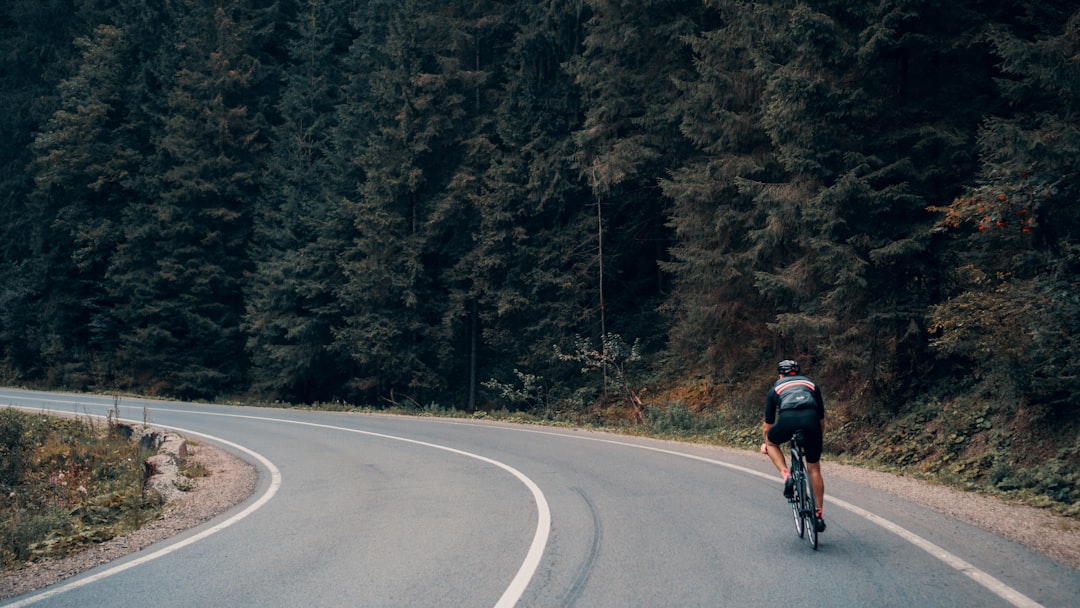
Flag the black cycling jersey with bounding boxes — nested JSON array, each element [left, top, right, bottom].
[[764, 374, 826, 463]]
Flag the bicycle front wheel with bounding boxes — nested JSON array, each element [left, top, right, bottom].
[[790, 488, 804, 538]]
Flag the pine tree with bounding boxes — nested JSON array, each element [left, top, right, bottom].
[[564, 0, 706, 400], [661, 0, 778, 380], [333, 0, 460, 404], [0, 0, 107, 381], [416, 0, 515, 408], [244, 0, 354, 403], [743, 2, 892, 383], [108, 0, 272, 398], [27, 23, 143, 384], [665, 0, 995, 403], [447, 0, 596, 408]]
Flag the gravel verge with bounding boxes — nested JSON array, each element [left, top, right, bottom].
[[822, 459, 1080, 570]]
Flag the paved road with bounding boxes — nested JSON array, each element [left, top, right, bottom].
[[1, 388, 1077, 607]]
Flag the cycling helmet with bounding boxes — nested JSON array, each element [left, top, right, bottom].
[[777, 359, 800, 375]]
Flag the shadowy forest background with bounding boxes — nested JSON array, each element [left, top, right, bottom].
[[1, 0, 1078, 459]]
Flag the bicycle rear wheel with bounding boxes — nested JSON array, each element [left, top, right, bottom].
[[801, 473, 818, 550], [789, 463, 805, 538]]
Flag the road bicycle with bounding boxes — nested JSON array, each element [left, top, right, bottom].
[[787, 430, 819, 550]]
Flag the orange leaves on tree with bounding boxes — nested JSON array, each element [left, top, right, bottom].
[[927, 176, 1052, 237]]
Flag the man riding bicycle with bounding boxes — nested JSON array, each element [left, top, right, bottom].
[[762, 359, 826, 532]]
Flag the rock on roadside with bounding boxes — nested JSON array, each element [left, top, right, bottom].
[[134, 426, 191, 504]]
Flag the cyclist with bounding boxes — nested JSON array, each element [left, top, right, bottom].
[[761, 359, 827, 532]]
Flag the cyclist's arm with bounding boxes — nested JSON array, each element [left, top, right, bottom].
[[764, 389, 779, 424], [813, 386, 825, 420], [762, 390, 778, 450]]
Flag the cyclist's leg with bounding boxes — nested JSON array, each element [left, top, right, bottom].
[[802, 417, 826, 528], [806, 461, 824, 512], [766, 419, 798, 498], [764, 441, 787, 475], [764, 420, 793, 475]]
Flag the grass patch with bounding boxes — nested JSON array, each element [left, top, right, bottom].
[[1, 408, 163, 570], [176, 454, 210, 492]]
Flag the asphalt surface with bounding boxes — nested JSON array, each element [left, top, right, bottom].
[[1, 388, 1077, 607]]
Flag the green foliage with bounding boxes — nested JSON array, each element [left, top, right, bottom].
[[929, 251, 1080, 408], [567, 0, 691, 360], [831, 393, 1080, 516], [663, 0, 978, 402], [927, 7, 1080, 411], [330, 0, 463, 403], [0, 2, 109, 385], [555, 333, 646, 418], [103, 0, 273, 399], [430, 0, 586, 409], [644, 402, 717, 436], [244, 0, 354, 403], [25, 20, 151, 390], [0, 408, 42, 487], [482, 369, 549, 412]]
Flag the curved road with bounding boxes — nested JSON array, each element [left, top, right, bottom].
[[1, 388, 1077, 607]]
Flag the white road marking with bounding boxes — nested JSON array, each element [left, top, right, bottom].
[[2, 402, 550, 608], [3, 410, 281, 608], [152, 410, 553, 608], [830, 497, 1044, 608], [503, 426, 1045, 608]]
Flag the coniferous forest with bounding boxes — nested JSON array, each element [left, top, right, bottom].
[[1, 1, 1078, 429]]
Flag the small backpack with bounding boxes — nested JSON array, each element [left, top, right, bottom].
[[775, 376, 816, 411]]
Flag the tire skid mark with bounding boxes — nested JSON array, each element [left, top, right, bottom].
[[560, 486, 602, 608]]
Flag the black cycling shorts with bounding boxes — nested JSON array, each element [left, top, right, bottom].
[[767, 409, 823, 463]]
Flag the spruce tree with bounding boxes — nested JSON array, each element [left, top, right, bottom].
[[565, 0, 704, 379], [666, 1, 994, 403], [755, 0, 1002, 399], [417, 0, 515, 408], [333, 0, 458, 404], [448, 0, 595, 407], [0, 0, 103, 381], [660, 0, 777, 380], [245, 0, 354, 403], [27, 23, 143, 385], [108, 0, 272, 398]]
